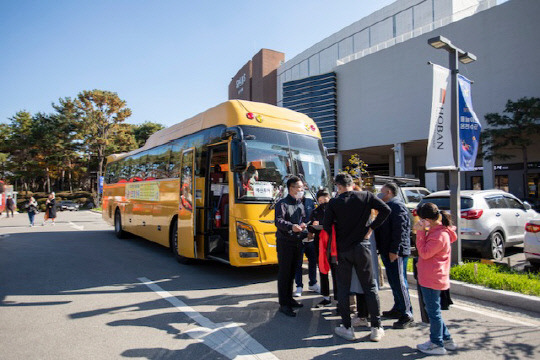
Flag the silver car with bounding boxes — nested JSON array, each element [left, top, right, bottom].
[[417, 189, 537, 261]]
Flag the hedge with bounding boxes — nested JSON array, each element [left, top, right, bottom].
[[450, 262, 540, 297]]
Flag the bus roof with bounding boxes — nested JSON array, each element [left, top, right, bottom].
[[107, 100, 319, 162]]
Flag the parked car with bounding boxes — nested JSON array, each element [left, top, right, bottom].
[[415, 189, 537, 261], [402, 186, 431, 208], [57, 200, 80, 211], [524, 219, 540, 269]]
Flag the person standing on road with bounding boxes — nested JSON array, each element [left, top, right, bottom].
[[308, 189, 336, 307], [293, 184, 320, 298], [43, 193, 57, 226], [5, 195, 15, 218], [375, 182, 414, 329], [323, 173, 390, 342], [275, 176, 314, 317], [414, 202, 458, 355], [27, 197, 38, 227]]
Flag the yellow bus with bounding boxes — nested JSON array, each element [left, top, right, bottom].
[[102, 100, 332, 266]]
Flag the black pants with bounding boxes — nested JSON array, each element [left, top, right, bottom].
[[277, 238, 303, 307], [337, 241, 381, 328], [320, 262, 338, 299]]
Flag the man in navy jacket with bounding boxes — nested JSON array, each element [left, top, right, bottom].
[[275, 176, 314, 317], [375, 182, 414, 329]]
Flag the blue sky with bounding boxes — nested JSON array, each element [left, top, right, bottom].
[[0, 0, 394, 127]]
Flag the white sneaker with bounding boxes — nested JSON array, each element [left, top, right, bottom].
[[351, 316, 369, 327], [334, 325, 356, 341], [444, 339, 458, 351], [417, 340, 447, 355], [308, 283, 321, 293], [293, 287, 303, 298], [370, 327, 385, 342], [42, 222, 45, 226]]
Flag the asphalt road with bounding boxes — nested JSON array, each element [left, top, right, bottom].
[[1, 211, 539, 360]]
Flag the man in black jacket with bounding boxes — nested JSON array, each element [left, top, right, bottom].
[[323, 173, 390, 342], [375, 182, 414, 329], [275, 176, 315, 317]]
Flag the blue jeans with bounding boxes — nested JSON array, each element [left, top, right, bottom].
[[295, 240, 318, 288], [28, 212, 35, 225], [420, 286, 452, 347], [381, 254, 412, 317]]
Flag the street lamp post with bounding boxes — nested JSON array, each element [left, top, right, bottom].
[[428, 36, 476, 265]]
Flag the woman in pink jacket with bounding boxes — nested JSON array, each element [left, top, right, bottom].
[[413, 202, 458, 355]]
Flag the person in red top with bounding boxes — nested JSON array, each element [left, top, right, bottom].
[[413, 202, 458, 355]]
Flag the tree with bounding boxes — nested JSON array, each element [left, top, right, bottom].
[[1, 111, 37, 191], [52, 97, 83, 192], [132, 121, 165, 148], [75, 90, 132, 203], [482, 97, 540, 196], [106, 123, 138, 155]]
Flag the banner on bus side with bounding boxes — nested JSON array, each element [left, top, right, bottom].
[[126, 182, 160, 201]]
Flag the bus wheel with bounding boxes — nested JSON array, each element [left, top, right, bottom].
[[114, 209, 127, 239], [170, 218, 190, 264]]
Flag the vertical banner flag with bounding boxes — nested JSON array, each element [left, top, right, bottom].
[[458, 75, 481, 171], [426, 64, 455, 170]]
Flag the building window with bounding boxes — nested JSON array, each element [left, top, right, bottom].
[[471, 176, 483, 190], [527, 174, 540, 199], [495, 175, 509, 193]]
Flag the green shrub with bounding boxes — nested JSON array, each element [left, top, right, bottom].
[[450, 262, 540, 297]]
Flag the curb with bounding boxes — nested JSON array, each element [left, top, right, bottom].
[[404, 272, 540, 314]]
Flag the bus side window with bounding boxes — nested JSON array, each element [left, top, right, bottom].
[[169, 145, 182, 178]]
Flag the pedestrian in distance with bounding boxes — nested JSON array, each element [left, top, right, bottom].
[[323, 173, 390, 342], [375, 182, 415, 329], [42, 192, 57, 226], [5, 195, 15, 217], [275, 176, 315, 317], [26, 197, 38, 227], [413, 202, 458, 355], [293, 183, 320, 298], [308, 188, 337, 308]]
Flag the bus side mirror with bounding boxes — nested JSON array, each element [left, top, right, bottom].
[[231, 139, 247, 172]]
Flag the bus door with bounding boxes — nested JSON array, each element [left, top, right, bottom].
[[205, 143, 230, 261], [177, 148, 197, 258]]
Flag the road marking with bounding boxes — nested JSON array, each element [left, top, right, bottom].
[[69, 222, 84, 231], [138, 277, 279, 360], [409, 293, 539, 327]]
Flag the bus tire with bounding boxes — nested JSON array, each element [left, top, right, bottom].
[[170, 218, 190, 264], [114, 209, 127, 239]]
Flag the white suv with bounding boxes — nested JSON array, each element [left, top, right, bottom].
[[416, 189, 537, 261]]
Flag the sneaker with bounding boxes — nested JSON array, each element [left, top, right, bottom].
[[392, 315, 415, 329], [351, 316, 369, 327], [417, 340, 447, 355], [314, 298, 332, 308], [294, 287, 303, 298], [444, 339, 458, 351], [279, 306, 296, 317], [308, 283, 321, 293], [334, 325, 356, 341], [370, 327, 385, 342], [52, 222, 55, 226], [381, 308, 402, 319]]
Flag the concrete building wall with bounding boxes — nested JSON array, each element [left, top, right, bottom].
[[335, 0, 540, 195]]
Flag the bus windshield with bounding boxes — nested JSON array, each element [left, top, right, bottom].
[[235, 126, 331, 202]]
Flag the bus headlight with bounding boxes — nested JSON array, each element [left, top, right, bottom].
[[236, 222, 257, 247]]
